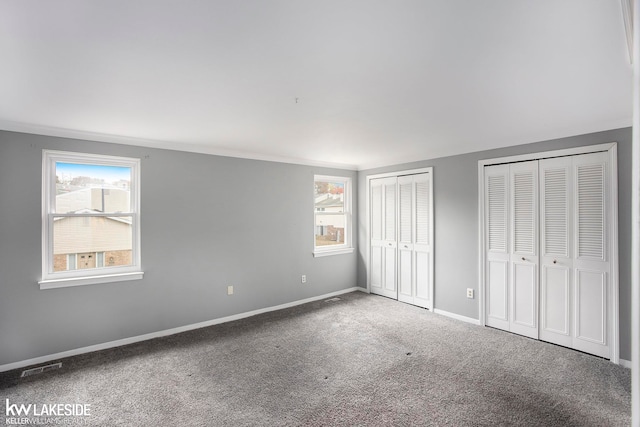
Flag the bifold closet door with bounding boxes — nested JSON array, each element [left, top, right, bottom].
[[539, 157, 574, 349], [485, 164, 510, 331], [487, 152, 610, 359], [370, 177, 398, 299], [485, 161, 539, 339], [540, 152, 610, 358], [397, 173, 432, 309], [572, 152, 609, 358], [509, 161, 539, 339]]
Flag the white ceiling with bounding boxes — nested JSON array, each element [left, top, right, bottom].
[[0, 1, 632, 170]]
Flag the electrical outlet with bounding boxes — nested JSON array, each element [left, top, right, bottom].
[[301, 275, 307, 284], [227, 285, 234, 295], [466, 288, 474, 299]]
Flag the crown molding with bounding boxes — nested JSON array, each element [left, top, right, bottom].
[[0, 120, 358, 171]]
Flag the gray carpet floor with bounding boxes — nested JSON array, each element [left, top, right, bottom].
[[0, 291, 631, 426]]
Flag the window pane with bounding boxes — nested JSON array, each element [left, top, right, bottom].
[[314, 181, 345, 213], [315, 214, 345, 246], [53, 216, 133, 272], [55, 162, 131, 213]]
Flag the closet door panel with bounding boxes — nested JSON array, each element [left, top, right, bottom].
[[541, 266, 570, 336], [413, 173, 432, 308], [371, 246, 383, 291], [383, 246, 397, 293], [383, 179, 397, 294], [539, 157, 573, 347], [415, 251, 430, 302], [572, 151, 609, 358], [488, 261, 509, 322], [370, 177, 397, 299], [512, 262, 537, 332], [398, 250, 412, 299], [370, 179, 384, 294], [575, 269, 606, 345], [485, 164, 510, 330], [397, 176, 414, 304], [509, 161, 538, 338]]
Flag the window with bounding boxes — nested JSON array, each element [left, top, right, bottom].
[[313, 175, 353, 256], [40, 150, 143, 289]]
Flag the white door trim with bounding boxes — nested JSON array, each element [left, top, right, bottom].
[[365, 167, 434, 309], [478, 142, 619, 364]]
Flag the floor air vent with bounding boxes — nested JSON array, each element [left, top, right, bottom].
[[325, 297, 341, 303], [21, 362, 62, 378]]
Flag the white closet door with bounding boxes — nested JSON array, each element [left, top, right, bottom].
[[370, 177, 397, 299], [397, 173, 432, 309], [397, 175, 414, 304], [413, 173, 432, 309], [484, 151, 613, 359], [509, 160, 539, 339], [485, 164, 510, 331], [572, 151, 609, 358], [539, 157, 573, 348]]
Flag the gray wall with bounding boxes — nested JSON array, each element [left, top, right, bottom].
[[0, 130, 358, 366], [357, 127, 633, 361]]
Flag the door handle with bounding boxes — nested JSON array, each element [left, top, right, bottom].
[[521, 257, 525, 261], [553, 260, 557, 264]]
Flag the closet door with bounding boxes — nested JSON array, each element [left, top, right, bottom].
[[509, 161, 539, 339], [397, 175, 414, 304], [485, 161, 538, 337], [485, 164, 510, 331], [370, 177, 397, 299], [539, 157, 573, 348], [485, 151, 613, 359], [397, 173, 432, 309], [572, 151, 609, 358], [413, 173, 432, 309]]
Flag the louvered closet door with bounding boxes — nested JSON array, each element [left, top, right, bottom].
[[572, 152, 609, 358], [485, 164, 510, 331], [370, 177, 398, 299], [509, 161, 539, 339], [539, 157, 574, 348], [413, 173, 432, 309], [397, 175, 414, 304], [397, 173, 432, 309], [485, 161, 538, 337], [485, 152, 612, 358]]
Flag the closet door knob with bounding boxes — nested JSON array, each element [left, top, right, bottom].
[[553, 260, 557, 264], [521, 257, 525, 261]]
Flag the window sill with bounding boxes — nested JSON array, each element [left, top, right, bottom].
[[39, 271, 144, 290], [313, 247, 355, 257]]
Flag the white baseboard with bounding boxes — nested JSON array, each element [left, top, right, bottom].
[[0, 287, 365, 373], [433, 308, 482, 326], [431, 311, 631, 368]]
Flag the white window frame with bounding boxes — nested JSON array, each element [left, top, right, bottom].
[[40, 150, 144, 289], [313, 175, 354, 257]]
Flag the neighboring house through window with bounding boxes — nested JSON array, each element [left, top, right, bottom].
[[40, 150, 143, 289], [313, 175, 353, 256]]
